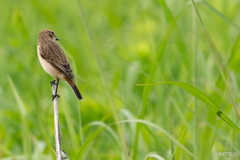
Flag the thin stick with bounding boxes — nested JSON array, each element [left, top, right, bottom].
[[51, 82, 62, 160]]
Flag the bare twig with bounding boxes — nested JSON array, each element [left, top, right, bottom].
[[51, 82, 62, 160]]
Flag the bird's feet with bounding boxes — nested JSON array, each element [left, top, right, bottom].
[[50, 79, 60, 100], [50, 80, 56, 86], [52, 94, 60, 101]]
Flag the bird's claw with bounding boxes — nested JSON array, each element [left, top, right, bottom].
[[50, 79, 60, 100], [52, 94, 60, 101], [50, 80, 56, 86]]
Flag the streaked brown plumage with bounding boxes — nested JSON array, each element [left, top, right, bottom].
[[37, 29, 83, 100]]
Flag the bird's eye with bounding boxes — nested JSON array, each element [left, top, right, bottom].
[[52, 32, 54, 35]]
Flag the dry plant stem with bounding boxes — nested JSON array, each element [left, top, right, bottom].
[[52, 82, 62, 160]]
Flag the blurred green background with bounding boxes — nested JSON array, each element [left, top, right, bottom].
[[1, 0, 240, 159]]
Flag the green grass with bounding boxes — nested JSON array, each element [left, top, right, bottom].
[[0, 0, 240, 159]]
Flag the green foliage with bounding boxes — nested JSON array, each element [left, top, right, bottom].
[[136, 81, 240, 133], [0, 0, 240, 159]]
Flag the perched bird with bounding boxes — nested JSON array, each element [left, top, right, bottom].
[[37, 29, 83, 101]]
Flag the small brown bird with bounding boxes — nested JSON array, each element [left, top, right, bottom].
[[37, 29, 83, 101]]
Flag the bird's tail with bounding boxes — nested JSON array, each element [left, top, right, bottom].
[[66, 78, 83, 101], [71, 84, 83, 100]]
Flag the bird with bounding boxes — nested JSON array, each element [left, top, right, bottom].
[[37, 29, 83, 101]]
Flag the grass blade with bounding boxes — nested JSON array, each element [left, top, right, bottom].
[[73, 127, 105, 160], [229, 34, 240, 72], [59, 92, 79, 154], [110, 120, 195, 158], [170, 129, 186, 160], [8, 76, 31, 158], [158, 0, 191, 71], [133, 8, 186, 159], [82, 121, 120, 147], [0, 144, 17, 160], [136, 81, 240, 134], [202, 1, 240, 30], [145, 153, 165, 160], [76, 0, 128, 155], [38, 116, 56, 159], [191, 0, 240, 122]]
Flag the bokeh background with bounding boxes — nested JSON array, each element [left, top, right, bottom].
[[1, 0, 240, 159]]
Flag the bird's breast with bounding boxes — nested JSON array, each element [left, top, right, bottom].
[[37, 45, 65, 80]]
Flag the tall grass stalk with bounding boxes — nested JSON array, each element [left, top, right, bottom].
[[136, 81, 240, 133], [133, 9, 185, 159], [8, 76, 31, 159], [170, 128, 186, 160], [75, 0, 128, 157], [192, 4, 198, 158], [191, 0, 240, 121]]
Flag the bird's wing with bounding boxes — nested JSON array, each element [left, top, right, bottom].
[[39, 41, 74, 79]]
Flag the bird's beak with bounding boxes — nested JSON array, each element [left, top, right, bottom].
[[56, 37, 60, 41]]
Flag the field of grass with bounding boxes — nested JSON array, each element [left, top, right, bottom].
[[1, 0, 240, 159]]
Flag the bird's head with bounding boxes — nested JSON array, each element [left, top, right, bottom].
[[39, 29, 59, 41]]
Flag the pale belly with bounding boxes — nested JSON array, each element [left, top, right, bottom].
[[37, 46, 65, 80]]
